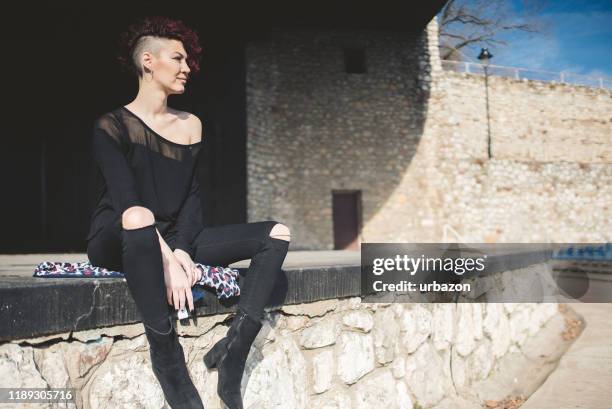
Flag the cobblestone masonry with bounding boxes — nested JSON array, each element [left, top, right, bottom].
[[246, 20, 612, 249], [0, 259, 574, 409], [1, 295, 564, 409]]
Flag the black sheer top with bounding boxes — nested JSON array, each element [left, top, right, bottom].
[[86, 106, 204, 259]]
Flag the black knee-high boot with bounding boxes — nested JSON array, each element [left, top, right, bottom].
[[120, 224, 171, 324], [122, 224, 204, 409], [203, 237, 289, 409], [206, 307, 262, 409], [203, 237, 289, 370], [238, 237, 290, 322], [144, 316, 204, 409]]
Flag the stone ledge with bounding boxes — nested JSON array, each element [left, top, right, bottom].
[[0, 247, 552, 343], [0, 265, 360, 342]]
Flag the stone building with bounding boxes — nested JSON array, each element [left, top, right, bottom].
[[246, 19, 612, 250]]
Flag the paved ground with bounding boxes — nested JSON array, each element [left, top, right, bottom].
[[521, 302, 612, 409], [521, 272, 612, 409]]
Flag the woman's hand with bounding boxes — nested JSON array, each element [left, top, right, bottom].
[[162, 258, 195, 313], [173, 248, 202, 286]]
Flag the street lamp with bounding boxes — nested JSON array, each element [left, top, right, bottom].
[[477, 47, 493, 64], [478, 48, 493, 159]]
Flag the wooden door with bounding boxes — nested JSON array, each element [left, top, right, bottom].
[[332, 190, 361, 250]]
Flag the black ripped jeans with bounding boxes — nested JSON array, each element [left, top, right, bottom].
[[86, 220, 290, 331]]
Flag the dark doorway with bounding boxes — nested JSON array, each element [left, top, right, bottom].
[[332, 190, 362, 250], [0, 5, 248, 253]]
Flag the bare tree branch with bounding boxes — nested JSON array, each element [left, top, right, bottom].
[[438, 0, 549, 61]]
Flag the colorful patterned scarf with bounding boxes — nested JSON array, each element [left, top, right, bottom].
[[33, 261, 241, 300]]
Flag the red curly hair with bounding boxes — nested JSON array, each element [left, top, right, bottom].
[[117, 16, 203, 77]]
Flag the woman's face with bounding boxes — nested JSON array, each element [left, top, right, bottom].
[[141, 38, 191, 94]]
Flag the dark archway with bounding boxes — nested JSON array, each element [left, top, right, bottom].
[[1, 4, 249, 252], [0, 1, 446, 253]]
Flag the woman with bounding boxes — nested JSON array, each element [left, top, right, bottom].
[[86, 16, 290, 409]]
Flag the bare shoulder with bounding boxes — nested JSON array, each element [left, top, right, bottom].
[[170, 108, 203, 143], [186, 113, 202, 133], [186, 113, 203, 144]]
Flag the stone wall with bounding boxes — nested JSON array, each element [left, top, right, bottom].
[[2, 295, 564, 409], [246, 20, 612, 249], [246, 27, 433, 248]]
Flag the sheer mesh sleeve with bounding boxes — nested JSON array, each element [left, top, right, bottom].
[[91, 114, 143, 215], [169, 152, 204, 259]]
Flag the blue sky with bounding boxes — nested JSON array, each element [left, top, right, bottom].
[[437, 0, 612, 79]]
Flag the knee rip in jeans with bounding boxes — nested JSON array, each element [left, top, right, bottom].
[[269, 223, 291, 242], [122, 206, 155, 230]]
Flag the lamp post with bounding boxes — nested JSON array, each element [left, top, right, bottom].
[[478, 48, 493, 159]]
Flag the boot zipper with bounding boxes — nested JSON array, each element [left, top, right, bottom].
[[225, 313, 247, 351]]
